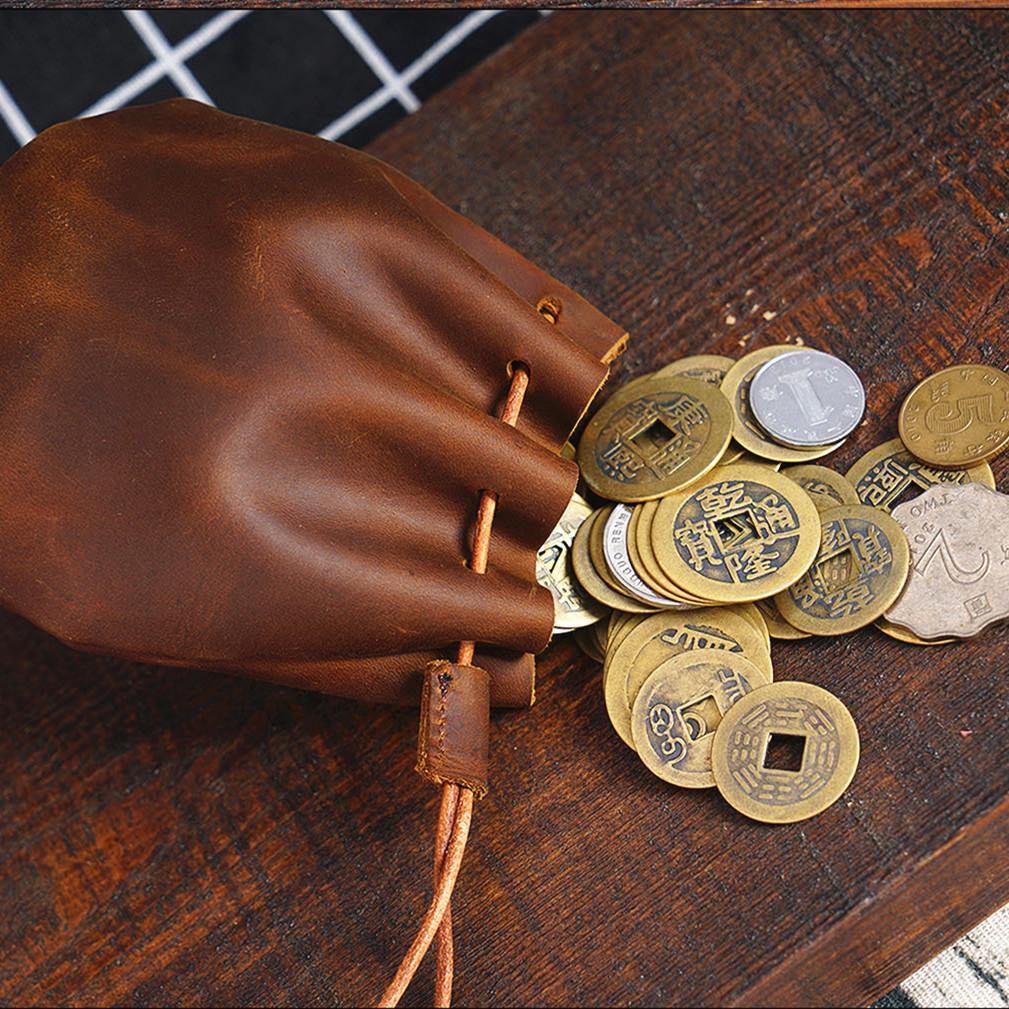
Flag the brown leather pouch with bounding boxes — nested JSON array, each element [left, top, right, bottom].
[[0, 99, 626, 709]]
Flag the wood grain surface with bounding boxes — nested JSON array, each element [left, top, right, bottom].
[[3, 10, 1009, 1008]]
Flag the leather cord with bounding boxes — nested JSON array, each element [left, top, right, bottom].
[[377, 364, 531, 1008]]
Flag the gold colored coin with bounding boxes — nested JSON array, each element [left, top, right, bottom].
[[571, 510, 656, 614], [781, 464, 859, 514], [846, 438, 994, 513], [711, 681, 859, 823], [731, 602, 772, 653], [720, 347, 845, 463], [536, 493, 608, 630], [655, 354, 736, 387], [898, 363, 1009, 467], [754, 597, 811, 640], [774, 505, 910, 635], [631, 651, 770, 788], [578, 376, 734, 502], [634, 502, 711, 604], [617, 609, 773, 730], [874, 617, 955, 647], [652, 463, 821, 603]]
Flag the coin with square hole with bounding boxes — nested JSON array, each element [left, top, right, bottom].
[[711, 681, 859, 823], [774, 505, 909, 635], [578, 376, 733, 501], [630, 651, 770, 788], [652, 463, 821, 603], [846, 438, 994, 513]]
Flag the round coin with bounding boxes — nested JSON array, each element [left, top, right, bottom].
[[571, 510, 656, 614], [578, 376, 734, 501], [634, 501, 712, 604], [721, 346, 846, 463], [749, 349, 865, 448], [711, 681, 859, 823], [604, 505, 693, 609], [655, 354, 736, 387], [754, 597, 812, 640], [631, 651, 770, 788], [885, 482, 1009, 639], [781, 464, 860, 514], [846, 438, 994, 513], [898, 363, 1009, 468], [774, 505, 910, 635], [536, 493, 608, 630], [652, 463, 821, 603], [874, 616, 955, 647], [619, 608, 772, 721]]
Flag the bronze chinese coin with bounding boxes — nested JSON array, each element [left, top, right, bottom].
[[720, 346, 845, 463], [652, 463, 821, 603], [605, 608, 773, 751], [754, 597, 811, 640], [631, 651, 770, 788], [774, 505, 910, 636], [536, 493, 608, 631], [781, 463, 860, 513], [655, 354, 736, 387], [578, 375, 733, 502], [711, 681, 859, 823], [898, 363, 1009, 468], [874, 616, 955, 647], [604, 505, 693, 609], [847, 438, 994, 513]]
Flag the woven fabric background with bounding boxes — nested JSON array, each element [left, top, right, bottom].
[[0, 11, 1006, 1009]]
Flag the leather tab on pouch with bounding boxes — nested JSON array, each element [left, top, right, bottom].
[[416, 660, 490, 798]]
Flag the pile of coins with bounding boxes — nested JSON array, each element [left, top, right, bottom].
[[537, 350, 1009, 824]]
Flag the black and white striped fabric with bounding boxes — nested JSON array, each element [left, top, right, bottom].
[[0, 11, 1005, 1009]]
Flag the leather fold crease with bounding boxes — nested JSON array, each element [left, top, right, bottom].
[[0, 99, 626, 708]]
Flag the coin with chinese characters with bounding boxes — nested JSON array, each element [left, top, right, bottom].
[[774, 505, 909, 635], [781, 464, 860, 513], [749, 349, 865, 448], [652, 463, 821, 603], [656, 354, 736, 388], [572, 510, 655, 614], [846, 438, 994, 513], [578, 376, 733, 502], [631, 651, 770, 788], [721, 347, 845, 463], [886, 483, 1009, 639], [536, 493, 608, 631], [711, 681, 859, 823], [604, 608, 769, 751], [898, 363, 1009, 468]]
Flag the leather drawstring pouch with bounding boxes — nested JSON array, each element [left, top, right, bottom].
[[0, 99, 627, 1005]]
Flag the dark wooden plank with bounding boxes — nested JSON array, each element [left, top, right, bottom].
[[2, 10, 1009, 1008]]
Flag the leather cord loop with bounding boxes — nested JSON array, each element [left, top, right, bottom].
[[378, 365, 530, 1008]]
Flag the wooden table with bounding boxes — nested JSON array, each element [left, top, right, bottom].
[[4, 11, 1009, 1008]]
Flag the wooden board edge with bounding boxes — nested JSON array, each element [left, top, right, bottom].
[[727, 790, 1009, 1006]]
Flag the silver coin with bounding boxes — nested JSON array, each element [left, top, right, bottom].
[[886, 483, 1009, 639], [749, 349, 865, 448], [602, 505, 693, 610]]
